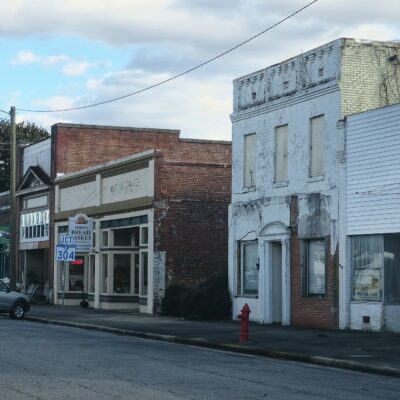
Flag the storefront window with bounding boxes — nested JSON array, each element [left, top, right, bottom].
[[352, 235, 382, 301], [134, 253, 140, 294], [113, 254, 131, 294], [113, 229, 132, 247], [69, 257, 84, 291], [102, 231, 109, 247], [141, 227, 148, 245], [140, 252, 148, 296], [89, 254, 95, 293], [384, 235, 400, 302], [102, 254, 108, 293]]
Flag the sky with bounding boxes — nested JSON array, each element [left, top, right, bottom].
[[1, 0, 400, 141]]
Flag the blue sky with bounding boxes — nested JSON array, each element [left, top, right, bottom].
[[1, 0, 399, 140]]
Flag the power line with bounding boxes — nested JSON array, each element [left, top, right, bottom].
[[16, 0, 318, 114]]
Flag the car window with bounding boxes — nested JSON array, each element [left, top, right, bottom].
[[0, 280, 8, 292]]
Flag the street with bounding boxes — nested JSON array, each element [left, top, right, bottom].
[[0, 317, 399, 400]]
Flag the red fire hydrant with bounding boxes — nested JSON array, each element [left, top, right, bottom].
[[237, 303, 251, 342]]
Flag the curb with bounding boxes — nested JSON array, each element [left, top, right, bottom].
[[25, 316, 400, 379]]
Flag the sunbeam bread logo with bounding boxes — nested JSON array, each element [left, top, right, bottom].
[[68, 213, 93, 253]]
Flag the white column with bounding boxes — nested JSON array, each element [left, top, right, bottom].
[[94, 221, 101, 308], [263, 242, 273, 324], [281, 238, 291, 325], [259, 241, 265, 323]]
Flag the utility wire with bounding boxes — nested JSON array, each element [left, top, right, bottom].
[[16, 0, 318, 114]]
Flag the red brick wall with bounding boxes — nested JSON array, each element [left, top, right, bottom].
[[155, 160, 231, 286], [52, 124, 231, 176], [52, 123, 232, 298], [290, 196, 339, 329]]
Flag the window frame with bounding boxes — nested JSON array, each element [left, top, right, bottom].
[[309, 115, 325, 178], [351, 234, 400, 303], [243, 133, 257, 188], [274, 124, 289, 183], [237, 240, 259, 297], [302, 237, 327, 298]]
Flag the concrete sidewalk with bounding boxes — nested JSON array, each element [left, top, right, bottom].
[[26, 305, 400, 378]]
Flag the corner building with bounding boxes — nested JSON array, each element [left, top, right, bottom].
[[229, 38, 400, 329], [52, 124, 231, 312]]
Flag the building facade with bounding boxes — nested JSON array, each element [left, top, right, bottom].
[[16, 139, 51, 301], [229, 38, 400, 329], [346, 103, 400, 332], [52, 124, 231, 312]]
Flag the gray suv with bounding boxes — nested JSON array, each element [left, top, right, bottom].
[[0, 279, 31, 319]]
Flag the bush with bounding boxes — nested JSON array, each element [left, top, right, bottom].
[[162, 272, 232, 320], [161, 284, 187, 316]]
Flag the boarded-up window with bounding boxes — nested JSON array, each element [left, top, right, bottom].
[[310, 115, 325, 177], [275, 125, 288, 182], [303, 238, 326, 296], [244, 133, 256, 187]]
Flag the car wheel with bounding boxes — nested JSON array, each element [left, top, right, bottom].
[[10, 302, 25, 320]]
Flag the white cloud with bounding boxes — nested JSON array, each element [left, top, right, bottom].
[[62, 61, 92, 76], [9, 49, 107, 77], [32, 95, 80, 111], [10, 50, 38, 65], [44, 54, 70, 66], [4, 0, 400, 140]]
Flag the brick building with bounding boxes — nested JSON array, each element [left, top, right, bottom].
[[52, 124, 231, 312], [229, 38, 400, 329]]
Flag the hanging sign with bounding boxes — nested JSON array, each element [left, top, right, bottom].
[[68, 213, 93, 253]]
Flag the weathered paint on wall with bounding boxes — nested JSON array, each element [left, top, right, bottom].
[[23, 138, 51, 176], [230, 38, 400, 328]]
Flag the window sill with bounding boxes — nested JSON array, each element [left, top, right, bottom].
[[273, 181, 288, 188], [235, 295, 258, 299], [351, 299, 383, 303], [242, 186, 257, 193], [307, 175, 325, 183]]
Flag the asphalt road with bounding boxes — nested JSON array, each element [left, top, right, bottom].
[[0, 317, 399, 400]]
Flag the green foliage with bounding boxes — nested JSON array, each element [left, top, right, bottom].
[[0, 118, 49, 192], [162, 272, 232, 320], [161, 283, 188, 317]]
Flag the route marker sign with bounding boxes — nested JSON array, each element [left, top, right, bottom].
[[56, 244, 76, 261]]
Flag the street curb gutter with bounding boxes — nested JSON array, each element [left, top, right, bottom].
[[26, 316, 400, 379]]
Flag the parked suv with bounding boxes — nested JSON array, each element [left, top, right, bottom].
[[0, 279, 31, 319]]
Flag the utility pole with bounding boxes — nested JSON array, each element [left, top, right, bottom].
[[9, 106, 16, 290]]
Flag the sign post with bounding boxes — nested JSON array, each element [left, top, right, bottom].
[[57, 234, 76, 307]]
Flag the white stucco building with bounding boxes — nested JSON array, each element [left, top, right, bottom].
[[229, 38, 400, 330]]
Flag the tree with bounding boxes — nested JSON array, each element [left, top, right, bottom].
[[0, 118, 49, 192]]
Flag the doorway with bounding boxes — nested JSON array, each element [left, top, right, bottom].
[[271, 242, 282, 323]]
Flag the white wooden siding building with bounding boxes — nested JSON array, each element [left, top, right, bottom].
[[346, 103, 400, 332]]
